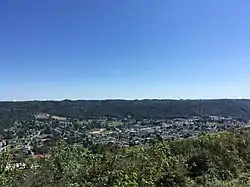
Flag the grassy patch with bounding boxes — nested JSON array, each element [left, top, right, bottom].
[[108, 121, 124, 127]]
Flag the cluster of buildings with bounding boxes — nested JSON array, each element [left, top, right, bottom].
[[0, 114, 248, 157], [86, 116, 247, 146]]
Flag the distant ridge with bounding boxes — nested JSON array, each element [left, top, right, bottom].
[[1, 99, 250, 123]]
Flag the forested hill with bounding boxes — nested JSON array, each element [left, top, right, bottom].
[[1, 99, 250, 121]]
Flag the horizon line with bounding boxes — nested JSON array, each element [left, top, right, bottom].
[[0, 98, 249, 102]]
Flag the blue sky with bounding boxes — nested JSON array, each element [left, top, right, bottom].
[[1, 0, 250, 100]]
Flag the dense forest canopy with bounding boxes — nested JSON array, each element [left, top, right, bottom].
[[2, 129, 250, 186], [1, 99, 250, 121]]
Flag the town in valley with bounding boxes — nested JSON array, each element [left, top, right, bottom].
[[1, 112, 248, 158]]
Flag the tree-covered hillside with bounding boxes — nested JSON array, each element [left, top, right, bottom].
[[1, 99, 250, 122], [2, 129, 250, 186]]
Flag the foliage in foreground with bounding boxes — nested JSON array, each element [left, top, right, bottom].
[[2, 129, 250, 186]]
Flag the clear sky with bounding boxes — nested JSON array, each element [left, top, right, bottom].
[[1, 0, 250, 100]]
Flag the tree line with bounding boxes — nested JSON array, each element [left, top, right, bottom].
[[1, 129, 250, 186], [1, 99, 250, 122]]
